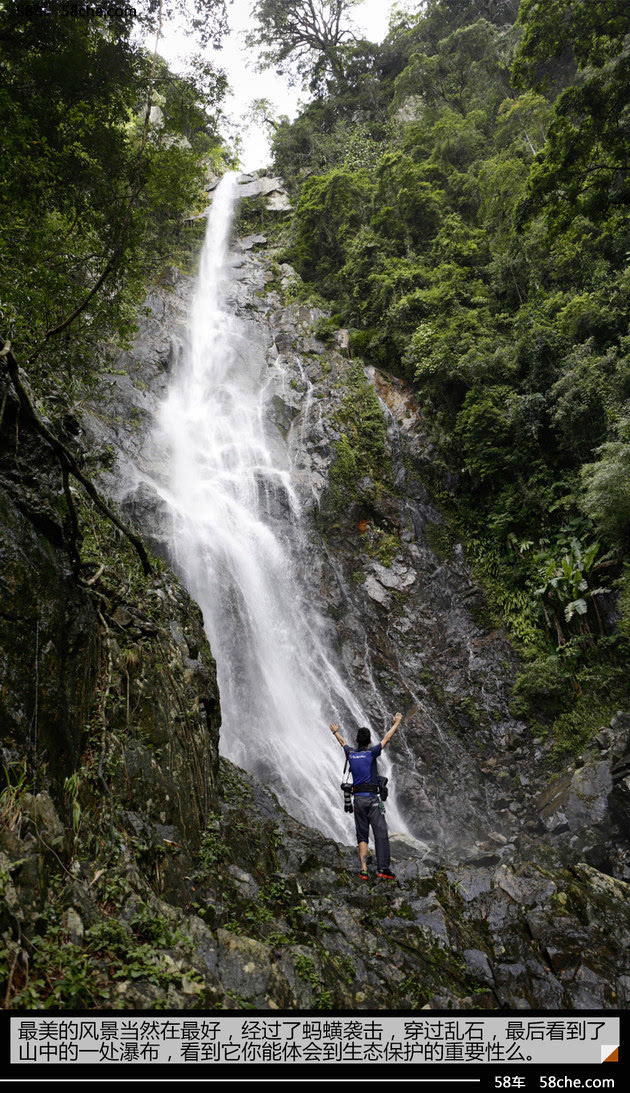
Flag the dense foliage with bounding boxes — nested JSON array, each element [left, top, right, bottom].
[[0, 0, 230, 401], [269, 0, 630, 744]]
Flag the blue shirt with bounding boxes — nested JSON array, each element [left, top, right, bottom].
[[344, 743, 382, 796]]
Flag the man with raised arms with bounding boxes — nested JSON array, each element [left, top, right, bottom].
[[330, 713, 403, 880]]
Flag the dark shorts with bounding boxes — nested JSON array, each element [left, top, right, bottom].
[[353, 794, 378, 841], [353, 794, 390, 870]]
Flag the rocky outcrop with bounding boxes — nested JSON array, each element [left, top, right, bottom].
[[192, 173, 293, 223], [0, 371, 221, 837], [532, 711, 630, 879], [3, 753, 629, 1010], [200, 763, 629, 1010]]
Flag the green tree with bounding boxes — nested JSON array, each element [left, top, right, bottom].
[[514, 0, 630, 226], [138, 0, 228, 45], [0, 0, 228, 395], [268, 0, 630, 743], [292, 168, 372, 291], [514, 0, 630, 78], [393, 18, 512, 118], [247, 0, 362, 87], [581, 429, 630, 547]]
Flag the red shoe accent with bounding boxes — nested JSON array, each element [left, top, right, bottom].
[[377, 869, 395, 880], [358, 870, 368, 880]]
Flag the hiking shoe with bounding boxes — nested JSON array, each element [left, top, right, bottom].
[[358, 869, 368, 880], [377, 869, 395, 880]]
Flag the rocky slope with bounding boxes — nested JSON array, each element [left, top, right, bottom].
[[1, 179, 629, 1010], [3, 743, 630, 1009]]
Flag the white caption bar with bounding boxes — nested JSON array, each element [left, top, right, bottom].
[[11, 1016, 620, 1065]]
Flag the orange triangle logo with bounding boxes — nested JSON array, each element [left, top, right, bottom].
[[603, 1047, 619, 1063]]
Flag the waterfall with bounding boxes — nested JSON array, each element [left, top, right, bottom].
[[136, 172, 406, 843]]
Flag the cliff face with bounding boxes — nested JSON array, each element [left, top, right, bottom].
[[2, 202, 630, 1010], [0, 385, 99, 784], [0, 374, 222, 1005], [84, 221, 630, 868], [86, 235, 533, 848]]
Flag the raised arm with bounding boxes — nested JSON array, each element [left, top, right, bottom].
[[381, 712, 403, 749], [330, 722, 346, 749]]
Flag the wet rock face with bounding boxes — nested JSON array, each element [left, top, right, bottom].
[[221, 254, 532, 847], [0, 490, 98, 780], [98, 569, 222, 904], [1, 364, 222, 913], [533, 712, 630, 878], [0, 389, 99, 783], [79, 281, 190, 560], [92, 247, 526, 847]]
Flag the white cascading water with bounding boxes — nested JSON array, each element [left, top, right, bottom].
[[138, 172, 406, 843]]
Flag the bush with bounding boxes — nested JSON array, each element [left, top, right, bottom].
[[581, 438, 630, 546], [510, 655, 573, 719]]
